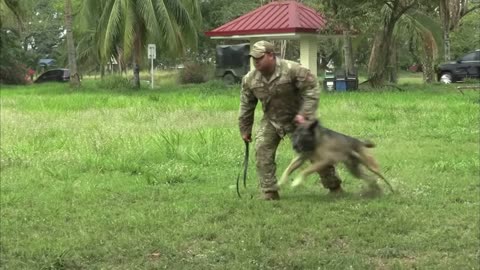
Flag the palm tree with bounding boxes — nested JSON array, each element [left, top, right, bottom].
[[65, 0, 80, 87], [396, 10, 443, 83], [76, 28, 102, 76], [366, 0, 447, 86], [81, 0, 201, 88]]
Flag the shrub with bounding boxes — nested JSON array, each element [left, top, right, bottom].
[[96, 75, 132, 90], [0, 30, 30, 85], [0, 63, 29, 85], [177, 62, 213, 84]]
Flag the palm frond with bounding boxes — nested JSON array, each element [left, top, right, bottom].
[[136, 0, 162, 43], [400, 9, 444, 58], [152, 0, 178, 52], [164, 0, 198, 49], [79, 0, 104, 31], [102, 0, 123, 60], [181, 0, 202, 27], [77, 0, 201, 67], [122, 0, 135, 61]]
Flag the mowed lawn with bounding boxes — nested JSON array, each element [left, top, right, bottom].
[[0, 80, 478, 269]]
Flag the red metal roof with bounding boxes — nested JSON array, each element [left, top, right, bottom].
[[205, 1, 327, 37]]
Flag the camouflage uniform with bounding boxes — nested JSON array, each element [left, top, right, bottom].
[[239, 56, 342, 192]]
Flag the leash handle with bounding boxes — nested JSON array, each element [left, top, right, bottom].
[[243, 141, 249, 188], [236, 141, 250, 198]]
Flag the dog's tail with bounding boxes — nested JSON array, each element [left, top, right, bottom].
[[363, 140, 375, 148]]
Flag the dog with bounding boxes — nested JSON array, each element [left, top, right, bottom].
[[278, 119, 394, 193]]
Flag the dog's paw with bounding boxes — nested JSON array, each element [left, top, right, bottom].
[[291, 176, 304, 188]]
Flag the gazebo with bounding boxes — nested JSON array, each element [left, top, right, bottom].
[[205, 0, 329, 76]]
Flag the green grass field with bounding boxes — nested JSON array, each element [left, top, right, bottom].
[[1, 79, 479, 269]]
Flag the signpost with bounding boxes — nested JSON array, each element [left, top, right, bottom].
[[148, 44, 156, 89]]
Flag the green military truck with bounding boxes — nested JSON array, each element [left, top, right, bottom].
[[215, 43, 250, 84]]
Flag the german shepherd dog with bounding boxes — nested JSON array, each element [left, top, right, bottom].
[[278, 119, 394, 193]]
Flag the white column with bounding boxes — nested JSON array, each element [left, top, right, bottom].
[[299, 38, 317, 76]]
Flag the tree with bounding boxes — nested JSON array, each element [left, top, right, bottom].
[[21, 0, 64, 70], [308, 0, 366, 75], [81, 0, 202, 88], [449, 8, 480, 58], [366, 0, 418, 87], [64, 0, 80, 87], [0, 0, 25, 30], [396, 9, 443, 83], [196, 0, 260, 63], [439, 0, 480, 61], [1, 0, 27, 49], [0, 0, 29, 84], [303, 0, 384, 75]]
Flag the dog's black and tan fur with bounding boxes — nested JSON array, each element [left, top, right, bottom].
[[278, 119, 394, 193]]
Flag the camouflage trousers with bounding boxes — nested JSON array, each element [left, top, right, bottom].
[[255, 119, 342, 192]]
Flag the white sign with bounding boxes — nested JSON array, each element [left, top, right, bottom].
[[148, 44, 156, 59], [148, 44, 156, 88]]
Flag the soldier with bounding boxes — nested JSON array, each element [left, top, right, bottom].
[[239, 40, 343, 200]]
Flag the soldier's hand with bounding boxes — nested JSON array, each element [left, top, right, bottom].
[[294, 114, 306, 124], [241, 133, 252, 142]]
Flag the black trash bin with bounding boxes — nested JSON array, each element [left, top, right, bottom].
[[346, 76, 358, 90], [346, 69, 358, 90], [323, 71, 335, 92]]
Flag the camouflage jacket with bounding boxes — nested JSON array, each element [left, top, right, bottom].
[[239, 58, 319, 137]]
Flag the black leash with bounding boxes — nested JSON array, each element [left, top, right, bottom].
[[236, 141, 249, 198]]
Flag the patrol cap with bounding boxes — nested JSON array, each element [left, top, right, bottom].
[[249, 40, 275, 58]]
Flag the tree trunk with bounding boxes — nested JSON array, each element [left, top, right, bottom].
[[443, 30, 451, 61], [65, 0, 80, 87], [421, 54, 435, 83], [439, 0, 451, 61], [388, 38, 398, 84], [343, 30, 354, 75], [132, 50, 140, 89], [132, 30, 141, 88], [421, 33, 435, 83], [280, 40, 287, 59], [367, 21, 396, 87], [367, 1, 416, 87]]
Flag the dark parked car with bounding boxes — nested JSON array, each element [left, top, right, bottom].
[[437, 50, 480, 84], [34, 69, 70, 83], [215, 43, 250, 84]]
